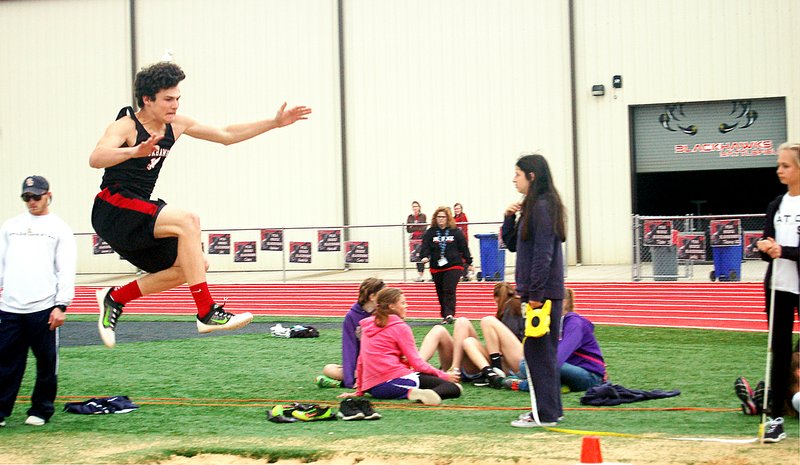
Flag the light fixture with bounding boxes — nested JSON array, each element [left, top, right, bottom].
[[613, 75, 622, 88], [591, 84, 605, 96]]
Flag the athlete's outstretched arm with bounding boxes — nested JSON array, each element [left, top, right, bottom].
[[180, 102, 311, 146], [89, 118, 164, 169]]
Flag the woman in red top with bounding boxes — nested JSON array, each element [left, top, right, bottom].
[[406, 201, 427, 282], [453, 203, 473, 281]]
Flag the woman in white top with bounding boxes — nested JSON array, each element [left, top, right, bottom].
[[755, 142, 800, 443]]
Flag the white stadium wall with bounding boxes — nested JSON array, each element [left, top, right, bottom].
[[0, 0, 797, 274]]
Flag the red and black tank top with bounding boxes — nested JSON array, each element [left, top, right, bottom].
[[99, 106, 176, 198]]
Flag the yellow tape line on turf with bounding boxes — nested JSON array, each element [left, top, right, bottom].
[[545, 426, 759, 444]]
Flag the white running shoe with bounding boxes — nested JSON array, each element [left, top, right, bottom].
[[24, 416, 45, 426], [196, 303, 253, 334]]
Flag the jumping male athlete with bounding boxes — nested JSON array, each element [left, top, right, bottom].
[[90, 62, 311, 348]]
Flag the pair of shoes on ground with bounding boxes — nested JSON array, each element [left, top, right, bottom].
[[96, 287, 253, 348], [763, 416, 786, 443], [315, 375, 342, 388], [735, 377, 769, 416], [511, 411, 559, 428], [337, 398, 381, 420], [441, 315, 455, 325]]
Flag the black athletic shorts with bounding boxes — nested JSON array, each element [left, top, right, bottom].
[[91, 186, 178, 273]]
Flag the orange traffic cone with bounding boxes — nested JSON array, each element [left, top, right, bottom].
[[580, 436, 603, 464]]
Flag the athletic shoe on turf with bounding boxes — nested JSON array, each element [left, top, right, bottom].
[[291, 404, 335, 421], [734, 377, 758, 415], [503, 377, 521, 390], [0, 419, 5, 427], [315, 375, 342, 388], [408, 388, 442, 405], [97, 287, 124, 348], [441, 315, 455, 325], [762, 417, 786, 443], [355, 398, 382, 420], [510, 412, 558, 428], [481, 366, 505, 389], [196, 303, 253, 334], [336, 398, 365, 421], [753, 380, 769, 415], [24, 415, 45, 426]]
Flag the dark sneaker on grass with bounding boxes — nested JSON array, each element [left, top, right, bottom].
[[355, 398, 381, 420], [481, 366, 505, 389], [762, 417, 786, 443], [734, 377, 757, 415], [196, 303, 253, 334], [753, 380, 769, 415], [336, 398, 365, 421], [97, 287, 123, 348]]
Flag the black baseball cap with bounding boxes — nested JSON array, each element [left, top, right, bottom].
[[22, 175, 49, 195]]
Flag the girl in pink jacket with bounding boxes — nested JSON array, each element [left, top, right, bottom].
[[339, 288, 461, 405]]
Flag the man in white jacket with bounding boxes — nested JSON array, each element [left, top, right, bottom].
[[0, 175, 76, 427]]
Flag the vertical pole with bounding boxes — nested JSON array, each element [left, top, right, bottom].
[[632, 215, 640, 281], [128, 0, 138, 108], [401, 224, 407, 282], [281, 228, 287, 283]]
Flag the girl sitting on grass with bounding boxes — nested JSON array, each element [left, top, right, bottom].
[[338, 287, 462, 405], [317, 277, 386, 388]]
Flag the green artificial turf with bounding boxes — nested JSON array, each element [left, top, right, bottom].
[[1, 320, 796, 464]]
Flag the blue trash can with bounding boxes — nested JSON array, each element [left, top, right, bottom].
[[474, 233, 505, 281], [710, 245, 741, 281]]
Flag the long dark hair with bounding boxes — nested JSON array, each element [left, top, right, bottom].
[[516, 154, 566, 242], [493, 282, 522, 319]]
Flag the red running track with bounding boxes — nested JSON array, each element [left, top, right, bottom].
[[71, 281, 800, 333]]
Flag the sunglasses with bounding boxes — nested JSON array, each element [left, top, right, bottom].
[[21, 193, 44, 202]]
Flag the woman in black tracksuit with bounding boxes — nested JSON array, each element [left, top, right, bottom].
[[420, 206, 472, 324]]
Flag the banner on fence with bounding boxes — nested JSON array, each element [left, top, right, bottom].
[[92, 234, 114, 255], [743, 231, 761, 259], [643, 220, 674, 246], [234, 241, 257, 262], [260, 229, 283, 251], [345, 241, 369, 263], [289, 242, 312, 263], [208, 233, 231, 254], [318, 229, 341, 252], [677, 233, 706, 260], [710, 219, 742, 246]]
